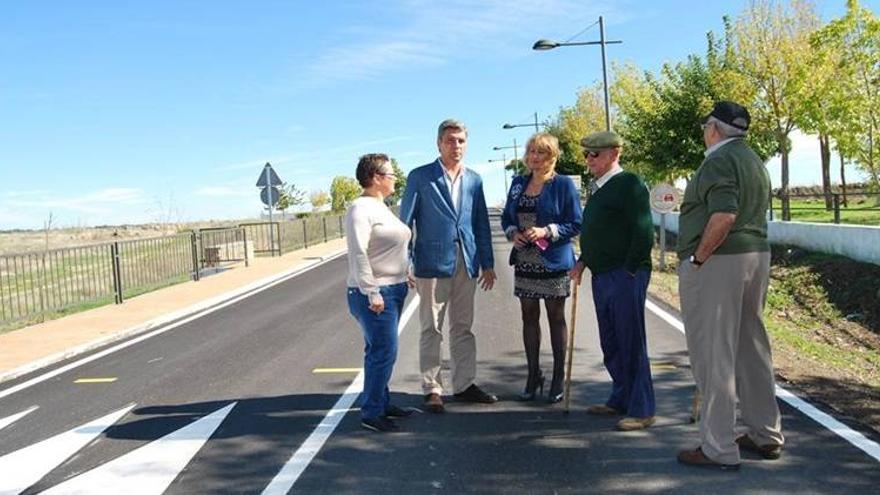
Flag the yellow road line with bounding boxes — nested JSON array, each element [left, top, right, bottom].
[[73, 378, 118, 384], [312, 368, 362, 374]]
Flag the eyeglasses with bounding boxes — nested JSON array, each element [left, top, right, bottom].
[[583, 150, 601, 158], [701, 121, 713, 131], [377, 173, 396, 179]]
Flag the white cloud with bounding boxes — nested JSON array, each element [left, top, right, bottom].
[[3, 187, 147, 214], [303, 0, 620, 85]]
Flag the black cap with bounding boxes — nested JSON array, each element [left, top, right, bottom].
[[704, 101, 750, 131]]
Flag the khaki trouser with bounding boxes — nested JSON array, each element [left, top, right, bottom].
[[679, 252, 783, 464], [416, 250, 477, 395]]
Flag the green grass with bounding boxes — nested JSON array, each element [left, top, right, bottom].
[[772, 197, 880, 225]]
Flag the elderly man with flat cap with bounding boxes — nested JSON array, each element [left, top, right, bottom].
[[570, 130, 656, 431], [676, 101, 783, 470]]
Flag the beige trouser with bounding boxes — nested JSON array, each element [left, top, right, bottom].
[[678, 252, 783, 464], [416, 250, 477, 395]]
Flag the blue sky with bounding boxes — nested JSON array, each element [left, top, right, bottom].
[[2, 1, 876, 230]]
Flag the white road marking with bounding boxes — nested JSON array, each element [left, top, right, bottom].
[[0, 251, 347, 400], [261, 295, 420, 495], [0, 406, 38, 432], [0, 405, 134, 495], [42, 402, 236, 495], [645, 298, 880, 463]]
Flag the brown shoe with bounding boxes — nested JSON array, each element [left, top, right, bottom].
[[616, 416, 655, 431], [677, 447, 740, 471], [424, 393, 444, 413], [736, 435, 782, 460], [586, 404, 620, 416]]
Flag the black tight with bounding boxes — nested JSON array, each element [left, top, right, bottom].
[[520, 297, 568, 392]]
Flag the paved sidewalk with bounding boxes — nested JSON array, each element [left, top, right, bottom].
[[0, 238, 347, 383]]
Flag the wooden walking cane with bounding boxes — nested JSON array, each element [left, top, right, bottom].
[[563, 280, 579, 414]]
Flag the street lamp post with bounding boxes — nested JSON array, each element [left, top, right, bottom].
[[503, 112, 542, 133], [488, 154, 509, 194], [493, 139, 520, 192], [533, 16, 622, 131]]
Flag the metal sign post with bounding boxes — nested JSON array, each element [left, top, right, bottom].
[[256, 162, 283, 253], [649, 183, 680, 270]]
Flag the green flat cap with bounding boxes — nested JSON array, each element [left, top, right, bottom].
[[580, 130, 623, 150]]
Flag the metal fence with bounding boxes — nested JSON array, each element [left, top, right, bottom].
[[770, 193, 880, 224], [0, 227, 249, 328], [0, 213, 357, 329]]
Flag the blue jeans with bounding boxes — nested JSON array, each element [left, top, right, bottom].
[[591, 268, 655, 418], [347, 282, 408, 420]]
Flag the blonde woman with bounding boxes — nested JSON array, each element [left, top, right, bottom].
[[501, 133, 581, 403]]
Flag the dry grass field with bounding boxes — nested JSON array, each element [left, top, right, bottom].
[[0, 220, 253, 256]]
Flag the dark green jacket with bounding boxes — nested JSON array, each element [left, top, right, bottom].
[[579, 171, 653, 274], [677, 139, 770, 259]]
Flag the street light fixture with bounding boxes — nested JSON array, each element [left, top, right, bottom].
[[533, 16, 622, 131], [502, 112, 542, 133], [487, 154, 509, 194]]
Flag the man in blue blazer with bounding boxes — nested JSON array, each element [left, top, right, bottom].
[[400, 119, 497, 413]]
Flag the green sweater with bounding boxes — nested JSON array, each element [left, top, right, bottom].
[[579, 171, 654, 274], [677, 139, 770, 259]]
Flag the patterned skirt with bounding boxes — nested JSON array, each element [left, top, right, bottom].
[[513, 252, 571, 299]]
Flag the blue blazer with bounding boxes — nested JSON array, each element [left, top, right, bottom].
[[501, 174, 582, 271], [399, 159, 494, 279]]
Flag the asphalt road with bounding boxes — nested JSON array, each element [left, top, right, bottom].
[[0, 222, 878, 494]]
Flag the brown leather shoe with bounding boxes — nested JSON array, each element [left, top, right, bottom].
[[424, 393, 444, 413], [616, 416, 655, 431], [586, 404, 620, 416], [677, 447, 740, 471], [736, 435, 782, 460]]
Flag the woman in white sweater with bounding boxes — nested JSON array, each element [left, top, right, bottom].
[[345, 153, 413, 432]]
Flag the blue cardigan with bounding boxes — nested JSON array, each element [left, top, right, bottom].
[[501, 174, 582, 271]]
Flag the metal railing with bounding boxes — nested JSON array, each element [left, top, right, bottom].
[[0, 211, 370, 328], [1, 228, 247, 328], [770, 192, 880, 224]]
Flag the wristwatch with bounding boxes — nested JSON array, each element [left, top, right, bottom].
[[689, 254, 703, 266]]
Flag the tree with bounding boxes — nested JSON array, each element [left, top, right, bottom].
[[545, 84, 606, 180], [387, 158, 407, 205], [729, 0, 821, 219], [611, 60, 712, 184], [330, 176, 361, 212], [310, 190, 330, 212], [276, 182, 306, 219], [811, 0, 880, 191]]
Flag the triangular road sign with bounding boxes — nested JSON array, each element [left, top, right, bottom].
[[255, 163, 283, 187]]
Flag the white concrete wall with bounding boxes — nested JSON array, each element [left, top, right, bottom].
[[651, 212, 880, 266]]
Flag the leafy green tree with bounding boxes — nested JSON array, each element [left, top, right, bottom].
[[728, 0, 821, 219], [276, 182, 306, 219], [811, 0, 880, 190], [309, 190, 330, 212], [330, 176, 361, 212], [544, 84, 606, 181], [387, 158, 407, 205]]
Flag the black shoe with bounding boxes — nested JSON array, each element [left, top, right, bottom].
[[454, 384, 498, 404], [383, 405, 414, 418], [517, 371, 545, 401], [361, 416, 399, 432], [547, 375, 564, 404]]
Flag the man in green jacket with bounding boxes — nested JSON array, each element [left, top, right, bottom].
[[676, 101, 784, 470], [571, 131, 656, 431]]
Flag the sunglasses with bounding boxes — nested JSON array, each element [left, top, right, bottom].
[[583, 150, 602, 158]]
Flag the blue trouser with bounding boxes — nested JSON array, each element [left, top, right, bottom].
[[591, 268, 655, 418], [347, 282, 408, 420]]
